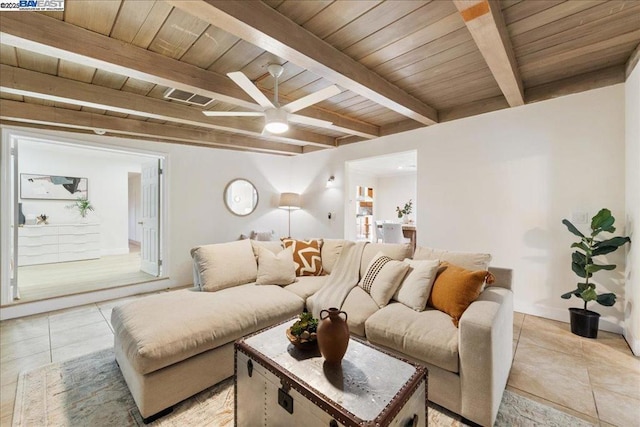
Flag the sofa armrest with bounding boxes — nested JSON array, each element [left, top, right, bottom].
[[487, 266, 512, 290], [458, 287, 513, 426]]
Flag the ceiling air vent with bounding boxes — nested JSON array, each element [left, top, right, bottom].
[[164, 88, 214, 106]]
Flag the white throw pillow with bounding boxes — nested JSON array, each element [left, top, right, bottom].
[[251, 240, 284, 257], [393, 259, 440, 311], [191, 239, 258, 292], [256, 246, 296, 286], [358, 252, 410, 308], [413, 246, 491, 271]]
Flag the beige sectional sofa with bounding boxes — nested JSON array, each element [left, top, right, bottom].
[[112, 238, 513, 426]]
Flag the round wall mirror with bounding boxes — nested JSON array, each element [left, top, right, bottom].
[[224, 179, 259, 216]]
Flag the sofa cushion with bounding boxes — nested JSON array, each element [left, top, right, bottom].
[[428, 262, 494, 327], [393, 258, 440, 311], [256, 247, 296, 286], [191, 239, 257, 292], [359, 252, 410, 308], [251, 240, 283, 256], [360, 243, 413, 278], [111, 286, 304, 375], [282, 239, 323, 276], [283, 276, 327, 301], [365, 302, 459, 373], [340, 286, 379, 337], [413, 246, 491, 271], [321, 239, 346, 275]]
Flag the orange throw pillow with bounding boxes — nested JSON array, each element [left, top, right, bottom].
[[428, 262, 495, 327], [281, 239, 323, 276]]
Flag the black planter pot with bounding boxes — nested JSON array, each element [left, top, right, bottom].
[[569, 308, 600, 338]]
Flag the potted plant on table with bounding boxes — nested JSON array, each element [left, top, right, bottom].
[[286, 312, 318, 350], [561, 208, 630, 338], [396, 199, 413, 224]]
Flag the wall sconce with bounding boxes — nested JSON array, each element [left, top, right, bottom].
[[326, 175, 335, 188]]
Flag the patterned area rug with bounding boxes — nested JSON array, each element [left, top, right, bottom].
[[12, 349, 595, 426]]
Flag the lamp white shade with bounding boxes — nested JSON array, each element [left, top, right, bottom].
[[279, 192, 301, 210]]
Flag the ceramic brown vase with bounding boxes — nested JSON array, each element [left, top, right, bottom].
[[317, 308, 349, 364]]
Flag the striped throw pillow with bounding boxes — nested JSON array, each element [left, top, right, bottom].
[[358, 252, 410, 308], [281, 239, 323, 276]]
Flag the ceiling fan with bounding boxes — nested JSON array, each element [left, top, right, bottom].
[[203, 64, 341, 134]]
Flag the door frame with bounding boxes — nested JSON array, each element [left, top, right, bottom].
[[0, 126, 169, 309]]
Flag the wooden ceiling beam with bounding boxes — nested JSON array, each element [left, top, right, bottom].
[[166, 0, 439, 125], [626, 42, 640, 79], [0, 12, 378, 139], [0, 64, 335, 148], [0, 100, 303, 155], [525, 65, 625, 104], [0, 120, 297, 156], [453, 0, 524, 107], [380, 120, 426, 137]]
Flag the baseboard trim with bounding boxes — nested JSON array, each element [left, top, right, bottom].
[[624, 330, 640, 356], [514, 302, 624, 335]]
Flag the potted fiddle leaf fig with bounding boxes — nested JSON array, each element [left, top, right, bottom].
[[561, 208, 630, 338]]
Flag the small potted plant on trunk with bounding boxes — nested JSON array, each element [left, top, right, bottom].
[[561, 208, 630, 338]]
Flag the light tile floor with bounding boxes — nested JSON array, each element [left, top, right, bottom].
[[0, 297, 638, 426]]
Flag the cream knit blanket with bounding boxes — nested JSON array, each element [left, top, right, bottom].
[[309, 241, 367, 319]]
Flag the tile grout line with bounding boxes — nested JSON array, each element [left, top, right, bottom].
[[47, 315, 53, 363], [582, 338, 604, 426]]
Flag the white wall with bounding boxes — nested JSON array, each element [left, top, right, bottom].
[[18, 141, 143, 255], [2, 83, 632, 332], [291, 84, 627, 333], [376, 173, 417, 223], [625, 63, 640, 354]]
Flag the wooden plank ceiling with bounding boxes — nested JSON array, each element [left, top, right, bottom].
[[0, 0, 638, 155]]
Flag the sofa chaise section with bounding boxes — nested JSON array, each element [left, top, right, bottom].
[[112, 285, 304, 421]]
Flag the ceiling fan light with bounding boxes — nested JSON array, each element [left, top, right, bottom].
[[264, 108, 289, 134]]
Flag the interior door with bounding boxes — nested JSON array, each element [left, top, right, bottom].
[[140, 159, 161, 276], [0, 137, 19, 304]]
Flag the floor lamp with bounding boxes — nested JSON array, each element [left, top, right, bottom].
[[278, 192, 301, 238]]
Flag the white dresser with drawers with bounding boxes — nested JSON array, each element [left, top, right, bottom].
[[18, 224, 100, 266]]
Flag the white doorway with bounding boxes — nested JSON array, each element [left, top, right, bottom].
[[345, 151, 417, 243], [1, 132, 165, 304]]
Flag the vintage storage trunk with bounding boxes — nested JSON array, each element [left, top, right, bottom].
[[235, 319, 427, 427]]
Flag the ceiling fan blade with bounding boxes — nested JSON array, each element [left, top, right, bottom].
[[283, 85, 342, 113], [202, 111, 264, 117], [227, 71, 275, 109], [289, 114, 334, 128]]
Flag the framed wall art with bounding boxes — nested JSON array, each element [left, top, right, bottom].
[[20, 174, 88, 200]]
